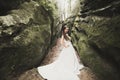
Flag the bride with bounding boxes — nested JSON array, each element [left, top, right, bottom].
[[37, 25, 84, 80]]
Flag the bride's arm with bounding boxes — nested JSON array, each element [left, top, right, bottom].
[[60, 35, 68, 48], [66, 34, 71, 41]]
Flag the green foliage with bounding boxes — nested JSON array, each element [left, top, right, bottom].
[[37, 0, 57, 15]]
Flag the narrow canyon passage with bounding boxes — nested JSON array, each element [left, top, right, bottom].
[[0, 0, 120, 80], [37, 0, 85, 79]]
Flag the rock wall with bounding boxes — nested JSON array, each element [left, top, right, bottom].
[[68, 0, 120, 80], [0, 0, 59, 80]]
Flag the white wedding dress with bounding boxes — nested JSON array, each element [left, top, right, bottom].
[[37, 39, 84, 80]]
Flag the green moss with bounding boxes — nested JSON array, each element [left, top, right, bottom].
[[77, 38, 119, 80], [70, 15, 120, 80], [0, 1, 54, 79]]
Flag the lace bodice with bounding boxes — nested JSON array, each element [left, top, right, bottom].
[[64, 39, 70, 44]]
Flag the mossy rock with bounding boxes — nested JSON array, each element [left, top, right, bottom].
[[0, 1, 53, 80]]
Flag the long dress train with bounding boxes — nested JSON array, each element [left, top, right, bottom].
[[37, 39, 84, 80]]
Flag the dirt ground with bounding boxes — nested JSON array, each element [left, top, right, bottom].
[[16, 38, 99, 80]]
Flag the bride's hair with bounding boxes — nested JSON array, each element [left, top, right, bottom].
[[61, 24, 67, 34], [59, 24, 66, 37], [61, 24, 70, 40]]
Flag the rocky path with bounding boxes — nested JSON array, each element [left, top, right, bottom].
[[15, 39, 99, 80]]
